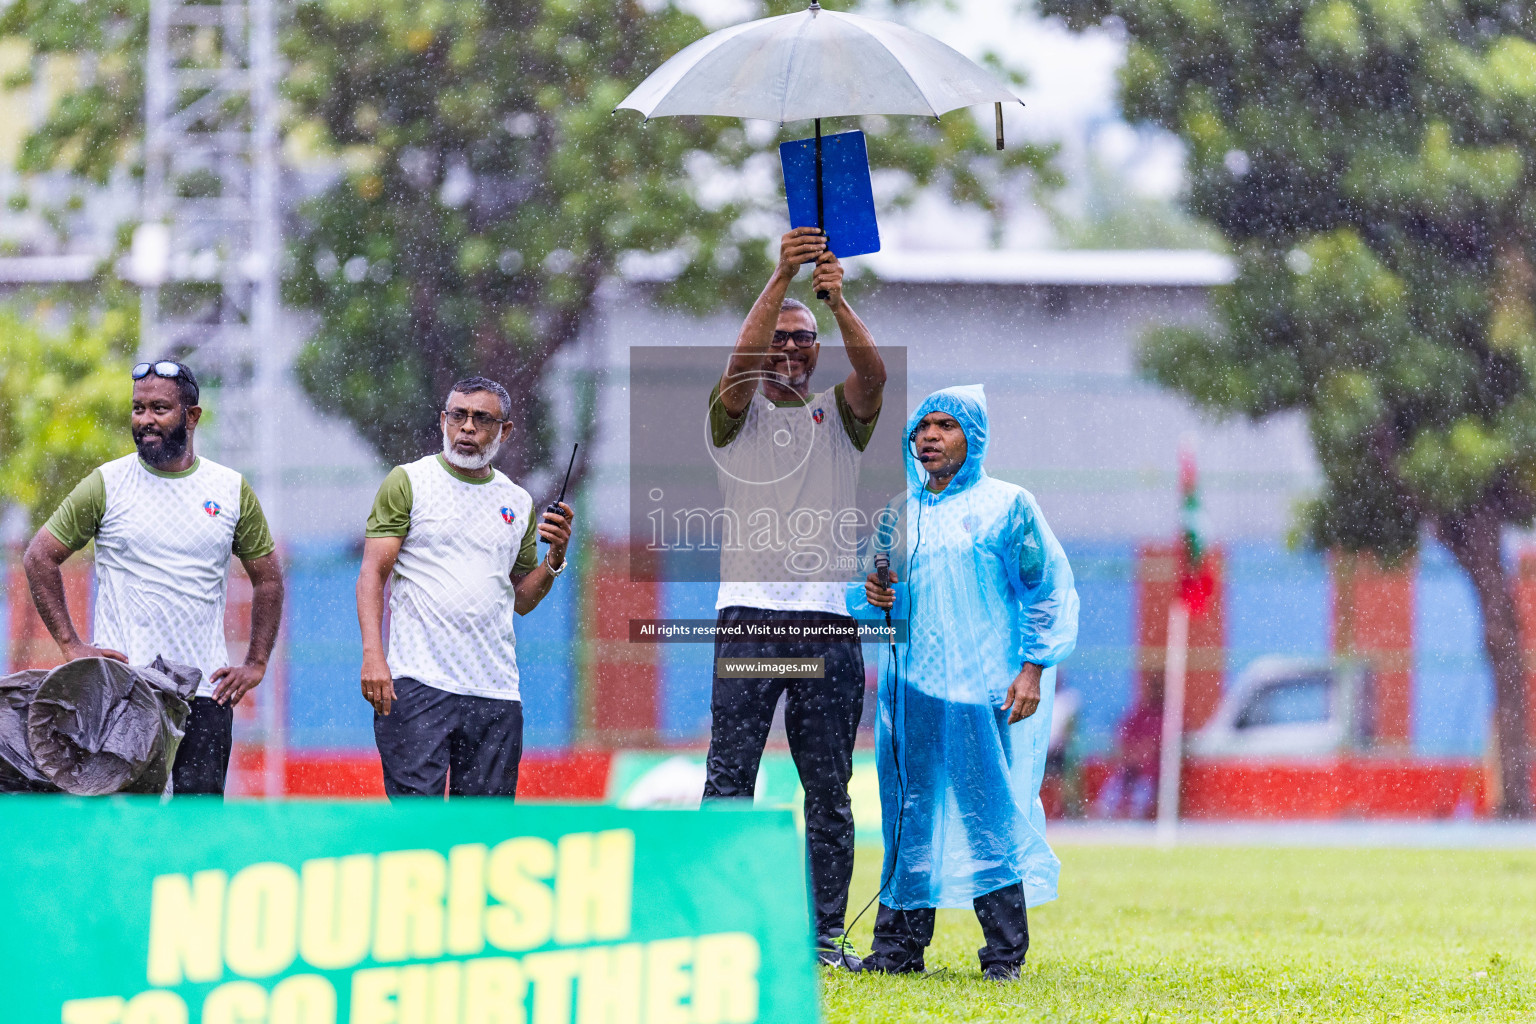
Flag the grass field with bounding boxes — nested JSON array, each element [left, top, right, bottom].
[[823, 845, 1536, 1022]]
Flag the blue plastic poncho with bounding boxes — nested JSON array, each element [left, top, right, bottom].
[[847, 384, 1079, 909]]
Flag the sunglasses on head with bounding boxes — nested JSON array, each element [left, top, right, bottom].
[[770, 330, 817, 349], [132, 360, 189, 382], [132, 360, 199, 403]]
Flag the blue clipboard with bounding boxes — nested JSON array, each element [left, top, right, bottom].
[[780, 130, 881, 260]]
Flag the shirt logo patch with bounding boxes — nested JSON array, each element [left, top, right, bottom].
[[962, 514, 980, 533], [500, 507, 515, 524], [203, 500, 222, 518], [812, 408, 825, 424]]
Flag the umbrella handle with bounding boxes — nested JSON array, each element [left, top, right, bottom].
[[815, 118, 830, 301]]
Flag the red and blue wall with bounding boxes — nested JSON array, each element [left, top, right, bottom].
[[6, 532, 1533, 805]]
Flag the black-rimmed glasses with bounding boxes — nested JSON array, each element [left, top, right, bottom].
[[771, 330, 818, 349], [444, 408, 507, 431]]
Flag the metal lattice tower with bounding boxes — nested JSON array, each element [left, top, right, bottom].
[[139, 0, 285, 796]]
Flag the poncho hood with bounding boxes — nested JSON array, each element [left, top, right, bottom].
[[905, 384, 988, 498]]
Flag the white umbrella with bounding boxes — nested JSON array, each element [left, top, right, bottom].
[[617, 1, 1023, 291], [616, 2, 1022, 128]]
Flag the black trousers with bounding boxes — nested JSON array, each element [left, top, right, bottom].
[[374, 678, 524, 798], [172, 696, 233, 796], [869, 882, 1029, 972], [702, 606, 865, 942]]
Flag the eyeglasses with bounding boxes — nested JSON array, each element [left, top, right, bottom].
[[444, 408, 507, 431], [770, 330, 818, 349], [132, 361, 189, 382]]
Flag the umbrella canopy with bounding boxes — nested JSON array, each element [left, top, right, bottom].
[[616, 2, 1020, 123]]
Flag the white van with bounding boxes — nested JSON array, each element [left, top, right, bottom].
[[1188, 657, 1377, 758]]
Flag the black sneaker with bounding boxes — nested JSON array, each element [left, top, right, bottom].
[[816, 934, 866, 971], [983, 963, 1021, 982], [861, 954, 926, 975]]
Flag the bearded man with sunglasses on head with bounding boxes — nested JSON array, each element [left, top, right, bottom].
[[23, 359, 284, 796], [704, 227, 885, 970], [357, 377, 573, 799]]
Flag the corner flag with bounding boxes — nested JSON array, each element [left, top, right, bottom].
[[1177, 444, 1215, 615]]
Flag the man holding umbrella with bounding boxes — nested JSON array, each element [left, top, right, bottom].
[[705, 228, 884, 970], [619, 0, 1028, 973]]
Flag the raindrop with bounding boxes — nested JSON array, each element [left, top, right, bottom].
[[343, 256, 368, 283], [1224, 149, 1251, 177]]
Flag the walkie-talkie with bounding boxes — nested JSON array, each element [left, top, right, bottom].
[[542, 443, 578, 543]]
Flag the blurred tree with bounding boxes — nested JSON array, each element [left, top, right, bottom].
[[1041, 0, 1536, 814], [0, 296, 135, 529], [1052, 151, 1225, 250], [2, 0, 1055, 485]]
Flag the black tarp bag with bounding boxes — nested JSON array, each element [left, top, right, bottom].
[[0, 657, 199, 795]]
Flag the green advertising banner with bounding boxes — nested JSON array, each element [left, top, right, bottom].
[[0, 799, 819, 1024]]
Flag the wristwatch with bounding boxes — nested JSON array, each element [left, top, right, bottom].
[[546, 553, 567, 576]]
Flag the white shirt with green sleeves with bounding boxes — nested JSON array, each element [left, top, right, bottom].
[[43, 454, 275, 698], [366, 454, 539, 701]]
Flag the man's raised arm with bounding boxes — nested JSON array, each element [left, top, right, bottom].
[[813, 252, 885, 421], [719, 228, 828, 414]]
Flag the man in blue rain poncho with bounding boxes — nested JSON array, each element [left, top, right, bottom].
[[848, 384, 1078, 981]]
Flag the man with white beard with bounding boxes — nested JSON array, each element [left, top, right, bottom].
[[356, 377, 573, 798]]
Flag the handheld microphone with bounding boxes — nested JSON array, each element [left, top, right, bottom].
[[542, 442, 578, 543], [874, 551, 892, 627]]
